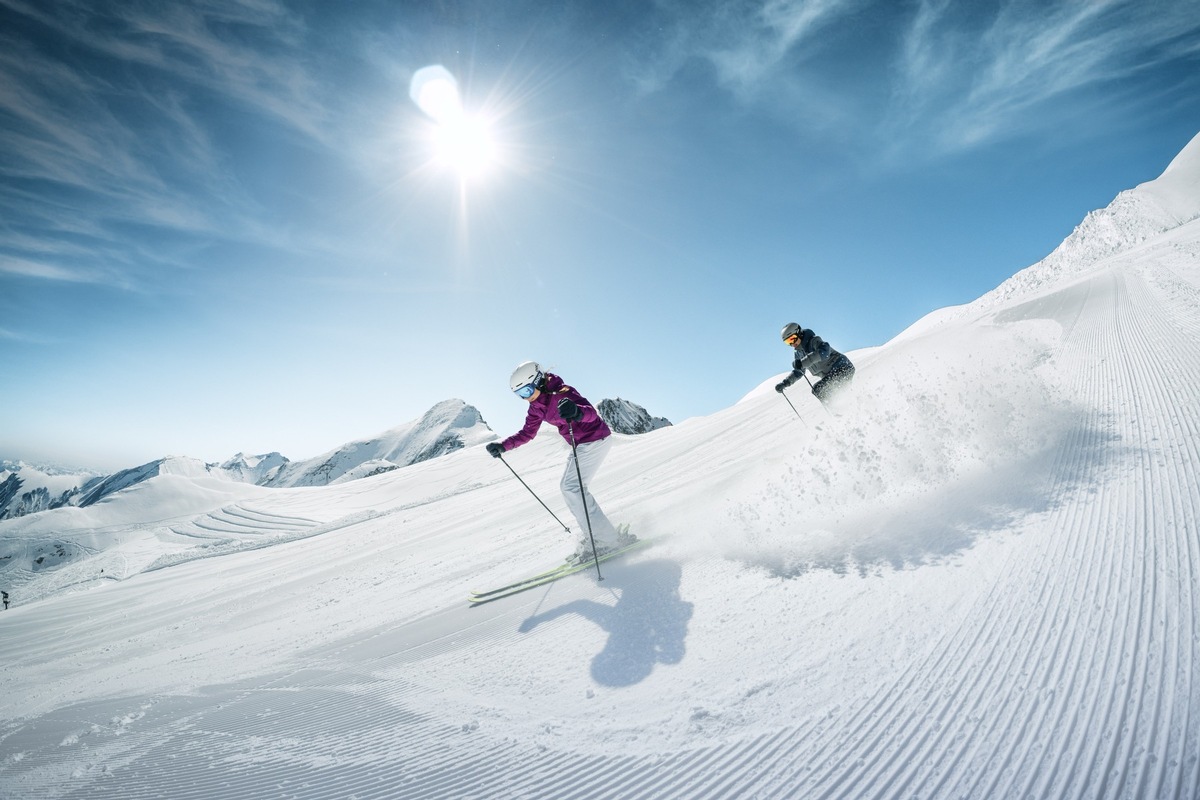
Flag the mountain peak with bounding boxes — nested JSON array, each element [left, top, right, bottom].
[[966, 132, 1200, 312], [1140, 130, 1200, 223], [598, 398, 672, 435], [263, 399, 493, 488]]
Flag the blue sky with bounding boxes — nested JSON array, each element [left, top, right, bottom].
[[2, 0, 1199, 472]]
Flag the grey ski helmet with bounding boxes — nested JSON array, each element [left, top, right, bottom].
[[781, 322, 801, 343], [509, 360, 544, 397]]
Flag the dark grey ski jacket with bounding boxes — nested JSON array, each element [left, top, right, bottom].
[[779, 329, 849, 388]]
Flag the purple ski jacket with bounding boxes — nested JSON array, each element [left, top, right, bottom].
[[500, 373, 611, 451]]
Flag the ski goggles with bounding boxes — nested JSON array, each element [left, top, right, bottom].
[[784, 333, 799, 346], [513, 382, 538, 399]]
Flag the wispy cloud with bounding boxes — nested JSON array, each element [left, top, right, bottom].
[[0, 0, 334, 290], [893, 0, 1200, 153], [3, 0, 326, 138], [0, 254, 110, 284], [632, 0, 865, 96], [635, 0, 1200, 158], [703, 0, 864, 92]]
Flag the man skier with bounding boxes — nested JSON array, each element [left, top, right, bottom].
[[486, 361, 633, 565], [775, 322, 855, 404]]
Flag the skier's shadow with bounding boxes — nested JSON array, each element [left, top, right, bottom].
[[519, 559, 693, 687]]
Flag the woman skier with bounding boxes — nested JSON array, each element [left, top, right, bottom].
[[486, 361, 632, 564], [775, 322, 855, 404]]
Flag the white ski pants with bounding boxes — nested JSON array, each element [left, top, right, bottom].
[[561, 436, 618, 548]]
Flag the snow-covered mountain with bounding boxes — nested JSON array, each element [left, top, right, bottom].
[[2, 132, 1199, 799], [218, 451, 289, 485], [73, 456, 221, 506], [0, 461, 102, 520], [0, 455, 280, 521], [261, 398, 493, 488], [0, 400, 492, 519], [971, 131, 1200, 309], [598, 397, 672, 434]]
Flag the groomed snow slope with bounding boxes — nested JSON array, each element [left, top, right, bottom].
[[3, 185, 1200, 797]]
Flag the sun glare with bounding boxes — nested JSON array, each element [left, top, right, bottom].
[[433, 116, 496, 177], [410, 65, 498, 180]]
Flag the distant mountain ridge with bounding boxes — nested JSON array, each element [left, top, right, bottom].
[[598, 398, 672, 435], [0, 457, 259, 521], [219, 452, 289, 485], [262, 399, 493, 488], [2, 395, 672, 521], [0, 461, 102, 520], [0, 400, 491, 518]]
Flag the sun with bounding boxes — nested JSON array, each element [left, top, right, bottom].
[[432, 115, 497, 178], [410, 65, 498, 180]]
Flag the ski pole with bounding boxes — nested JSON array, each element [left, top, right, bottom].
[[804, 374, 832, 416], [567, 423, 604, 582], [780, 388, 804, 422], [494, 452, 572, 534]]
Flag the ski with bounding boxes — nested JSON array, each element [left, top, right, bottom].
[[468, 562, 577, 600], [468, 538, 651, 605]]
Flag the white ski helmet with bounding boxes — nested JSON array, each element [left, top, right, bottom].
[[781, 322, 801, 342], [509, 360, 544, 396]]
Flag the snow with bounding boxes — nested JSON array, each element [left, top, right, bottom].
[[263, 398, 493, 487], [2, 137, 1200, 798], [597, 397, 672, 434], [0, 462, 101, 520], [0, 462, 98, 499], [1142, 130, 1200, 221]]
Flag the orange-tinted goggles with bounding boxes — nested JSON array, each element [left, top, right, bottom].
[[784, 334, 799, 346]]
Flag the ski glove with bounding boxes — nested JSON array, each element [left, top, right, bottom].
[[557, 397, 582, 421], [775, 381, 788, 393], [486, 442, 505, 458]]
